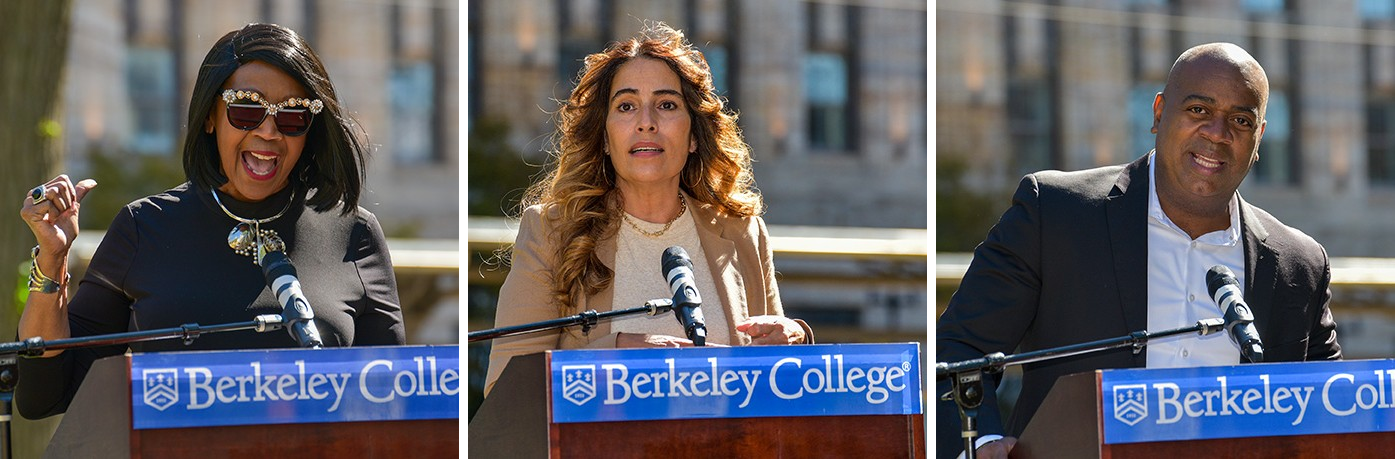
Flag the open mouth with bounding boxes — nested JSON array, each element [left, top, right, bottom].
[[242, 151, 279, 180], [1191, 152, 1223, 172], [630, 146, 664, 155]]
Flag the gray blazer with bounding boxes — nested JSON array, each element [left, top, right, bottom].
[[935, 154, 1341, 457]]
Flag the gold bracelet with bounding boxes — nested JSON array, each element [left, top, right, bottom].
[[27, 245, 65, 294]]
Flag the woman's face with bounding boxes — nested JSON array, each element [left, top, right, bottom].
[[206, 60, 309, 202], [604, 57, 695, 195]]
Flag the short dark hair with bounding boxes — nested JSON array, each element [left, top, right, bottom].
[[182, 23, 368, 214]]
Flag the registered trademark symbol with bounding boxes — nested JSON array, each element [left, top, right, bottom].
[[902, 362, 911, 371]]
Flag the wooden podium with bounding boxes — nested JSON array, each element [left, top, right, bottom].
[[41, 352, 457, 459], [469, 350, 925, 458], [1014, 371, 1395, 458]]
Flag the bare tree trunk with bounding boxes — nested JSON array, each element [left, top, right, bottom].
[[0, 0, 73, 456]]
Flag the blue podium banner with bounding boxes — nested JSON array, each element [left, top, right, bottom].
[[1101, 359, 1395, 444], [548, 343, 921, 423], [130, 345, 459, 429]]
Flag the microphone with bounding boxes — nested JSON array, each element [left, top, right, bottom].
[[1205, 265, 1263, 363], [661, 246, 706, 346], [259, 248, 324, 349]]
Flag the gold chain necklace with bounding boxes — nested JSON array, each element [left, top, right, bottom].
[[623, 194, 686, 238]]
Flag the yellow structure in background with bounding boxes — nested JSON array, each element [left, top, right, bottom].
[[468, 216, 928, 260]]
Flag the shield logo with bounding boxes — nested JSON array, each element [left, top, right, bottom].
[[561, 365, 596, 406], [143, 369, 180, 411], [1113, 383, 1148, 426]]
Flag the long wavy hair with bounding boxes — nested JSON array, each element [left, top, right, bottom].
[[520, 22, 763, 317]]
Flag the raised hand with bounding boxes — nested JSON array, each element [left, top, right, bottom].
[[21, 175, 98, 259]]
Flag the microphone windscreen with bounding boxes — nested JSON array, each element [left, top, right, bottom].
[[662, 246, 693, 273], [1206, 265, 1239, 295], [260, 250, 297, 280]]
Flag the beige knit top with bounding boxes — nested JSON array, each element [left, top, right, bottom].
[[610, 208, 730, 344]]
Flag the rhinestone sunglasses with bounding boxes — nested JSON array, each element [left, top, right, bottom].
[[221, 89, 324, 136]]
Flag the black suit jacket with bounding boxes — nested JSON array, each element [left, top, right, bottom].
[[935, 154, 1342, 458]]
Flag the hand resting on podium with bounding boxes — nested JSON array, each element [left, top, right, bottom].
[[737, 315, 807, 345], [612, 314, 803, 348], [616, 332, 725, 348]]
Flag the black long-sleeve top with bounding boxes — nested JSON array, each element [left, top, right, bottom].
[[15, 182, 405, 418]]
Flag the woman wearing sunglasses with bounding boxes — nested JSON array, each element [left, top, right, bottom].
[[14, 23, 405, 419]]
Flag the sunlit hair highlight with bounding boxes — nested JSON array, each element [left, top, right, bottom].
[[519, 21, 763, 318]]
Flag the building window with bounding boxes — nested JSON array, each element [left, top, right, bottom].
[[1252, 90, 1293, 184], [1368, 97, 1395, 185], [557, 39, 601, 93], [124, 47, 177, 155], [803, 1, 858, 154], [390, 62, 436, 164], [1361, 0, 1395, 19], [1130, 83, 1161, 158], [805, 52, 850, 152], [702, 45, 729, 96], [467, 0, 479, 122], [1007, 78, 1053, 176], [1242, 0, 1285, 14], [468, 32, 474, 133]]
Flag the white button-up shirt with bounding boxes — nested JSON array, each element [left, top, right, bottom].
[[1145, 152, 1243, 368]]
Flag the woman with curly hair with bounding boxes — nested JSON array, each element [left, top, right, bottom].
[[484, 22, 812, 395]]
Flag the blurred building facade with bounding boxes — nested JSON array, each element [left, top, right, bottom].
[[940, 0, 1395, 258], [61, 0, 459, 239], [469, 0, 927, 228], [467, 0, 928, 333]]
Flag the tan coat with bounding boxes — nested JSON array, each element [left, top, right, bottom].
[[483, 196, 805, 396]]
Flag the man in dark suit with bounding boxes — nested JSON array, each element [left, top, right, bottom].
[[936, 43, 1342, 459]]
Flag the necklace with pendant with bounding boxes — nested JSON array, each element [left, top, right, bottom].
[[213, 189, 293, 262]]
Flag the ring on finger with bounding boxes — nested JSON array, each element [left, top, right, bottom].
[[29, 185, 46, 205]]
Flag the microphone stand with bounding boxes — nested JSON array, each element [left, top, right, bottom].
[[0, 315, 286, 357], [0, 355, 13, 459], [0, 314, 286, 459], [936, 318, 1225, 459], [468, 299, 674, 342]]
